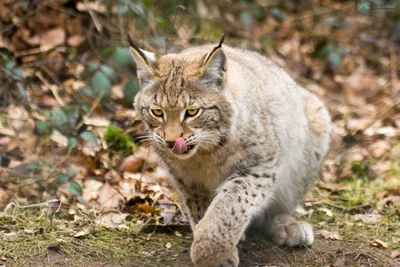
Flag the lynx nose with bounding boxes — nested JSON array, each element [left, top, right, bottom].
[[165, 141, 175, 149]]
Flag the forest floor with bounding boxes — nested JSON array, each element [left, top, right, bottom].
[[1, 202, 399, 267]]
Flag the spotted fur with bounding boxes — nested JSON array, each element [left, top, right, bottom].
[[130, 41, 331, 267]]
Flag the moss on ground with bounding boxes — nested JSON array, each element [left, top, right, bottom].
[[0, 210, 191, 266]]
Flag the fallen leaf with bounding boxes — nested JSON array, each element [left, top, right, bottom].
[[50, 130, 68, 148], [24, 229, 35, 234], [83, 179, 104, 202], [166, 242, 172, 249], [318, 207, 333, 217], [96, 211, 128, 227], [369, 239, 389, 249], [83, 116, 110, 127], [391, 250, 400, 258], [76, 2, 106, 13], [351, 213, 382, 223], [67, 35, 85, 47], [73, 228, 91, 238], [174, 231, 182, 237], [0, 188, 9, 204], [137, 203, 158, 215], [40, 27, 65, 50], [318, 230, 342, 240], [98, 183, 124, 209], [3, 232, 19, 242], [119, 155, 145, 173]]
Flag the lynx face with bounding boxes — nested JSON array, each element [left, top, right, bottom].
[[130, 43, 232, 159]]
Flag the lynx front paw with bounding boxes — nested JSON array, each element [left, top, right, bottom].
[[191, 237, 239, 267], [191, 224, 239, 267], [273, 220, 314, 247]]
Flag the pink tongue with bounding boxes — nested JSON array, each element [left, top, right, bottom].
[[172, 137, 188, 154]]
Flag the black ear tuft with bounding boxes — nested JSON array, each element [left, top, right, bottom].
[[127, 35, 156, 88], [200, 34, 227, 87], [127, 34, 150, 65], [203, 34, 225, 66]]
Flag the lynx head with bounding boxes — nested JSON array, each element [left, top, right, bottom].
[[129, 36, 232, 159]]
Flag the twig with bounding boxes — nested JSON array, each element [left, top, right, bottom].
[[75, 91, 104, 130], [389, 43, 400, 100], [35, 72, 66, 107], [306, 200, 371, 211], [358, 101, 400, 133], [83, 0, 102, 33], [2, 199, 61, 216]]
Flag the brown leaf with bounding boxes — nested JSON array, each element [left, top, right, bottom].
[[82, 179, 103, 202], [73, 228, 91, 238], [50, 130, 68, 148], [119, 155, 145, 173], [98, 183, 124, 209], [3, 232, 19, 242], [67, 35, 85, 47], [369, 239, 389, 249], [0, 187, 9, 205], [97, 211, 128, 227], [137, 203, 158, 215], [391, 250, 400, 259], [40, 27, 65, 50], [83, 116, 110, 127], [318, 230, 342, 240]]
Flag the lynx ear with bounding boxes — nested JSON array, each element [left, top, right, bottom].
[[200, 35, 226, 87], [128, 35, 156, 88]]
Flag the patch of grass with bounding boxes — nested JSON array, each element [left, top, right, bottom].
[[0, 210, 190, 266], [302, 172, 400, 251]]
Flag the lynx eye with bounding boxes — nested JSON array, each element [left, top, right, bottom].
[[151, 109, 164, 117], [186, 109, 199, 117]]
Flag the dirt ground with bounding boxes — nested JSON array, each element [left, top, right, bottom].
[[2, 211, 398, 267], [7, 234, 397, 267]]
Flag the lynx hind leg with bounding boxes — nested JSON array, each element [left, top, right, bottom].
[[269, 214, 314, 247]]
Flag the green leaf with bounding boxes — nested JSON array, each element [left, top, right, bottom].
[[240, 11, 253, 26], [69, 181, 83, 196], [80, 131, 98, 145], [57, 174, 69, 185], [124, 80, 139, 106], [113, 48, 134, 66], [328, 51, 341, 67], [67, 137, 78, 153], [67, 47, 77, 60], [100, 64, 117, 82], [116, 3, 129, 14], [315, 44, 332, 59], [92, 70, 111, 99], [26, 163, 43, 171], [81, 63, 98, 80], [35, 120, 50, 135], [0, 116, 7, 126], [129, 3, 145, 16], [50, 108, 69, 133], [5, 61, 16, 70], [141, 0, 153, 9], [81, 86, 95, 97], [67, 168, 79, 176], [101, 46, 117, 58]]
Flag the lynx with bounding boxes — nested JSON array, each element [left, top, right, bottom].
[[129, 36, 331, 267]]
